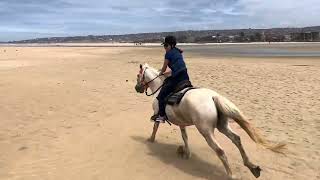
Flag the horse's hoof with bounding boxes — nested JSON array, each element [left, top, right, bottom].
[[176, 146, 184, 155], [176, 146, 191, 159], [182, 152, 191, 159], [147, 137, 155, 143], [250, 166, 261, 178]]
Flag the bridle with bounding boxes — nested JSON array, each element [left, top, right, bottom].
[[139, 67, 164, 96]]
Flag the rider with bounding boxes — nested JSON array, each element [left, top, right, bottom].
[[154, 35, 190, 123]]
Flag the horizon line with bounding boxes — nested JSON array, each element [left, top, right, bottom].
[[4, 25, 320, 43]]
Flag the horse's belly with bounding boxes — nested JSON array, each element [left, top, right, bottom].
[[166, 105, 194, 126]]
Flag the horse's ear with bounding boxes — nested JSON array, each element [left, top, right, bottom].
[[140, 64, 142, 69]]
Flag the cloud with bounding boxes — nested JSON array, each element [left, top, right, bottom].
[[0, 0, 319, 41], [235, 0, 320, 27]]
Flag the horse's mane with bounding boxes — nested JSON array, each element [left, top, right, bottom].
[[143, 63, 158, 73], [143, 63, 166, 81], [149, 67, 160, 74]]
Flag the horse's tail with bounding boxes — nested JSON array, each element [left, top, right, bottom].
[[213, 95, 286, 154]]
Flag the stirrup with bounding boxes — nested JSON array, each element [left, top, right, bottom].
[[155, 115, 167, 123], [150, 114, 158, 121]]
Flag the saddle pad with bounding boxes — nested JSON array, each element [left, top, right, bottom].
[[174, 80, 192, 93], [166, 87, 196, 105]]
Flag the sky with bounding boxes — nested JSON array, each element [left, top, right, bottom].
[[0, 0, 319, 41]]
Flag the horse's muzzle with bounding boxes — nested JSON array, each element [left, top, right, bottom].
[[135, 84, 144, 93]]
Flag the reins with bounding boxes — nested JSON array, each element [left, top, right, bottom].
[[141, 67, 164, 96], [145, 83, 164, 96]]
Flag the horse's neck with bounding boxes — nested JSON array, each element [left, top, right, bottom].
[[148, 78, 163, 93], [147, 71, 163, 95]]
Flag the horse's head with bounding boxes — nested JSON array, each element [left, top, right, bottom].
[[135, 63, 149, 93], [135, 63, 164, 94]]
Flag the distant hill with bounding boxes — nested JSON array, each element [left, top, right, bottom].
[[9, 26, 320, 43]]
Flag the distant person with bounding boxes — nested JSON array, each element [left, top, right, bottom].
[[153, 35, 190, 123]]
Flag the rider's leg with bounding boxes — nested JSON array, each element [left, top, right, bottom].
[[155, 71, 189, 121], [156, 80, 174, 122]]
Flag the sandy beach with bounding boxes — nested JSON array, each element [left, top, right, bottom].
[[0, 45, 319, 180]]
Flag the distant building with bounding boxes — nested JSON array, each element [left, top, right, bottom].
[[265, 34, 285, 42], [228, 36, 235, 42], [291, 32, 320, 41], [284, 35, 291, 42], [261, 31, 266, 42]]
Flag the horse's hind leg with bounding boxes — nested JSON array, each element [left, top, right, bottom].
[[177, 126, 191, 159], [217, 117, 261, 178], [199, 129, 233, 178]]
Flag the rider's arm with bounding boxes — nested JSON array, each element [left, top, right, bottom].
[[160, 59, 169, 75], [163, 68, 172, 77]]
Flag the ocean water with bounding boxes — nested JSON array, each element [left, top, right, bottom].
[[181, 44, 320, 57], [2, 42, 320, 57]]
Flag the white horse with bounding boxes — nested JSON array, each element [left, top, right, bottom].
[[135, 63, 285, 179]]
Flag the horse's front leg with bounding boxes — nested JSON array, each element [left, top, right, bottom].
[[177, 126, 191, 159], [148, 122, 160, 142]]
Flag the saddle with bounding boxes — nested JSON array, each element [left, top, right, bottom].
[[165, 80, 196, 105]]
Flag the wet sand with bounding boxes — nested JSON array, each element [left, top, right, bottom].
[[0, 45, 319, 180]]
